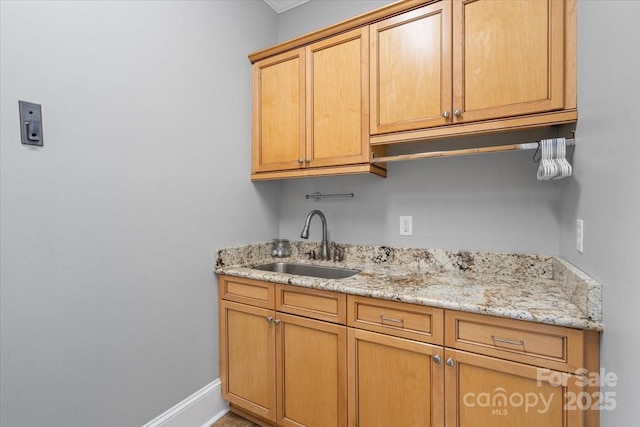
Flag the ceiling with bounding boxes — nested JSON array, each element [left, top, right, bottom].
[[263, 0, 310, 14]]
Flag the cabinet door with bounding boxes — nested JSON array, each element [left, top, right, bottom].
[[220, 300, 276, 421], [276, 313, 347, 427], [370, 1, 452, 134], [452, 0, 565, 123], [252, 48, 305, 173], [444, 349, 583, 427], [306, 28, 369, 168], [348, 328, 444, 427]]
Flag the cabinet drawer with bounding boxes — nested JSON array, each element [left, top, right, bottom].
[[276, 284, 346, 324], [347, 295, 443, 344], [445, 310, 586, 372], [219, 275, 274, 309]]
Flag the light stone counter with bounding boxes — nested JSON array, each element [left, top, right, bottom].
[[214, 241, 602, 331]]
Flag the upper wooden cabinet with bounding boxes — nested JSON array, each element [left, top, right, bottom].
[[307, 30, 369, 169], [370, 0, 574, 141], [370, 1, 452, 134], [252, 48, 305, 174], [452, 0, 566, 123], [252, 28, 386, 181], [249, 0, 577, 175]]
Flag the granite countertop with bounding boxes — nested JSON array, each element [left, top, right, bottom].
[[214, 241, 603, 331]]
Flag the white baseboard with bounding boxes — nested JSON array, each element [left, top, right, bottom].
[[142, 378, 229, 427]]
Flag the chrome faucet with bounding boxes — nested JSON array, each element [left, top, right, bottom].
[[300, 210, 329, 260]]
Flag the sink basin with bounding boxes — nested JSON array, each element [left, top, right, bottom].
[[252, 262, 359, 279]]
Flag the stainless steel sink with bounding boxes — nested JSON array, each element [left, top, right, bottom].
[[252, 262, 359, 279]]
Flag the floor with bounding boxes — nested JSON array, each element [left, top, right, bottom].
[[212, 411, 260, 427]]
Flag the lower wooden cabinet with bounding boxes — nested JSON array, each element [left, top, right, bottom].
[[348, 328, 444, 427], [219, 278, 599, 427], [346, 297, 598, 427], [219, 276, 347, 427], [220, 300, 276, 421], [277, 313, 347, 427], [346, 336, 587, 427], [445, 348, 584, 427]]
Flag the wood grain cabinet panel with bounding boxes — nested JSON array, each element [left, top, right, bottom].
[[348, 328, 444, 427], [346, 300, 599, 427], [219, 277, 598, 427], [277, 313, 347, 427], [251, 28, 385, 180], [368, 0, 576, 143], [276, 284, 347, 324], [219, 275, 275, 309], [348, 295, 443, 344], [220, 277, 347, 427], [445, 348, 584, 427], [220, 300, 277, 422], [445, 310, 591, 373], [370, 1, 452, 134], [252, 49, 305, 174], [370, 0, 567, 133], [250, 0, 577, 153], [307, 29, 370, 168], [452, 0, 565, 123]]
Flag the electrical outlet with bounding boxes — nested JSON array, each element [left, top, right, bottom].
[[400, 216, 413, 236], [576, 219, 584, 253]]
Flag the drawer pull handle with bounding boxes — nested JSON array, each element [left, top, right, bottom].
[[380, 315, 403, 325], [491, 335, 524, 346]]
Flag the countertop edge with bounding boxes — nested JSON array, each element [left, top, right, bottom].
[[215, 265, 603, 332]]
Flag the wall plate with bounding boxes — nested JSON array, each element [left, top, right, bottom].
[[19, 100, 44, 146]]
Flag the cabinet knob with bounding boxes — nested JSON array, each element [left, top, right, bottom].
[[433, 355, 442, 364], [446, 357, 455, 367], [298, 159, 304, 164], [273, 319, 281, 325], [305, 158, 311, 163], [266, 316, 273, 323], [454, 109, 462, 117], [443, 111, 451, 118]]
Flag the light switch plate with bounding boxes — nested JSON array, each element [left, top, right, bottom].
[[19, 100, 43, 146], [576, 219, 584, 253]]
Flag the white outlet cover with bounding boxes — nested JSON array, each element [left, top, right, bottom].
[[400, 216, 413, 236]]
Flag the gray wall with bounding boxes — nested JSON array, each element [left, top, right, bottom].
[[277, 0, 392, 41], [0, 1, 278, 426], [277, 144, 562, 254], [559, 1, 640, 424]]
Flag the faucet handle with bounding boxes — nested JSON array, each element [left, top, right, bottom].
[[330, 242, 344, 262]]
